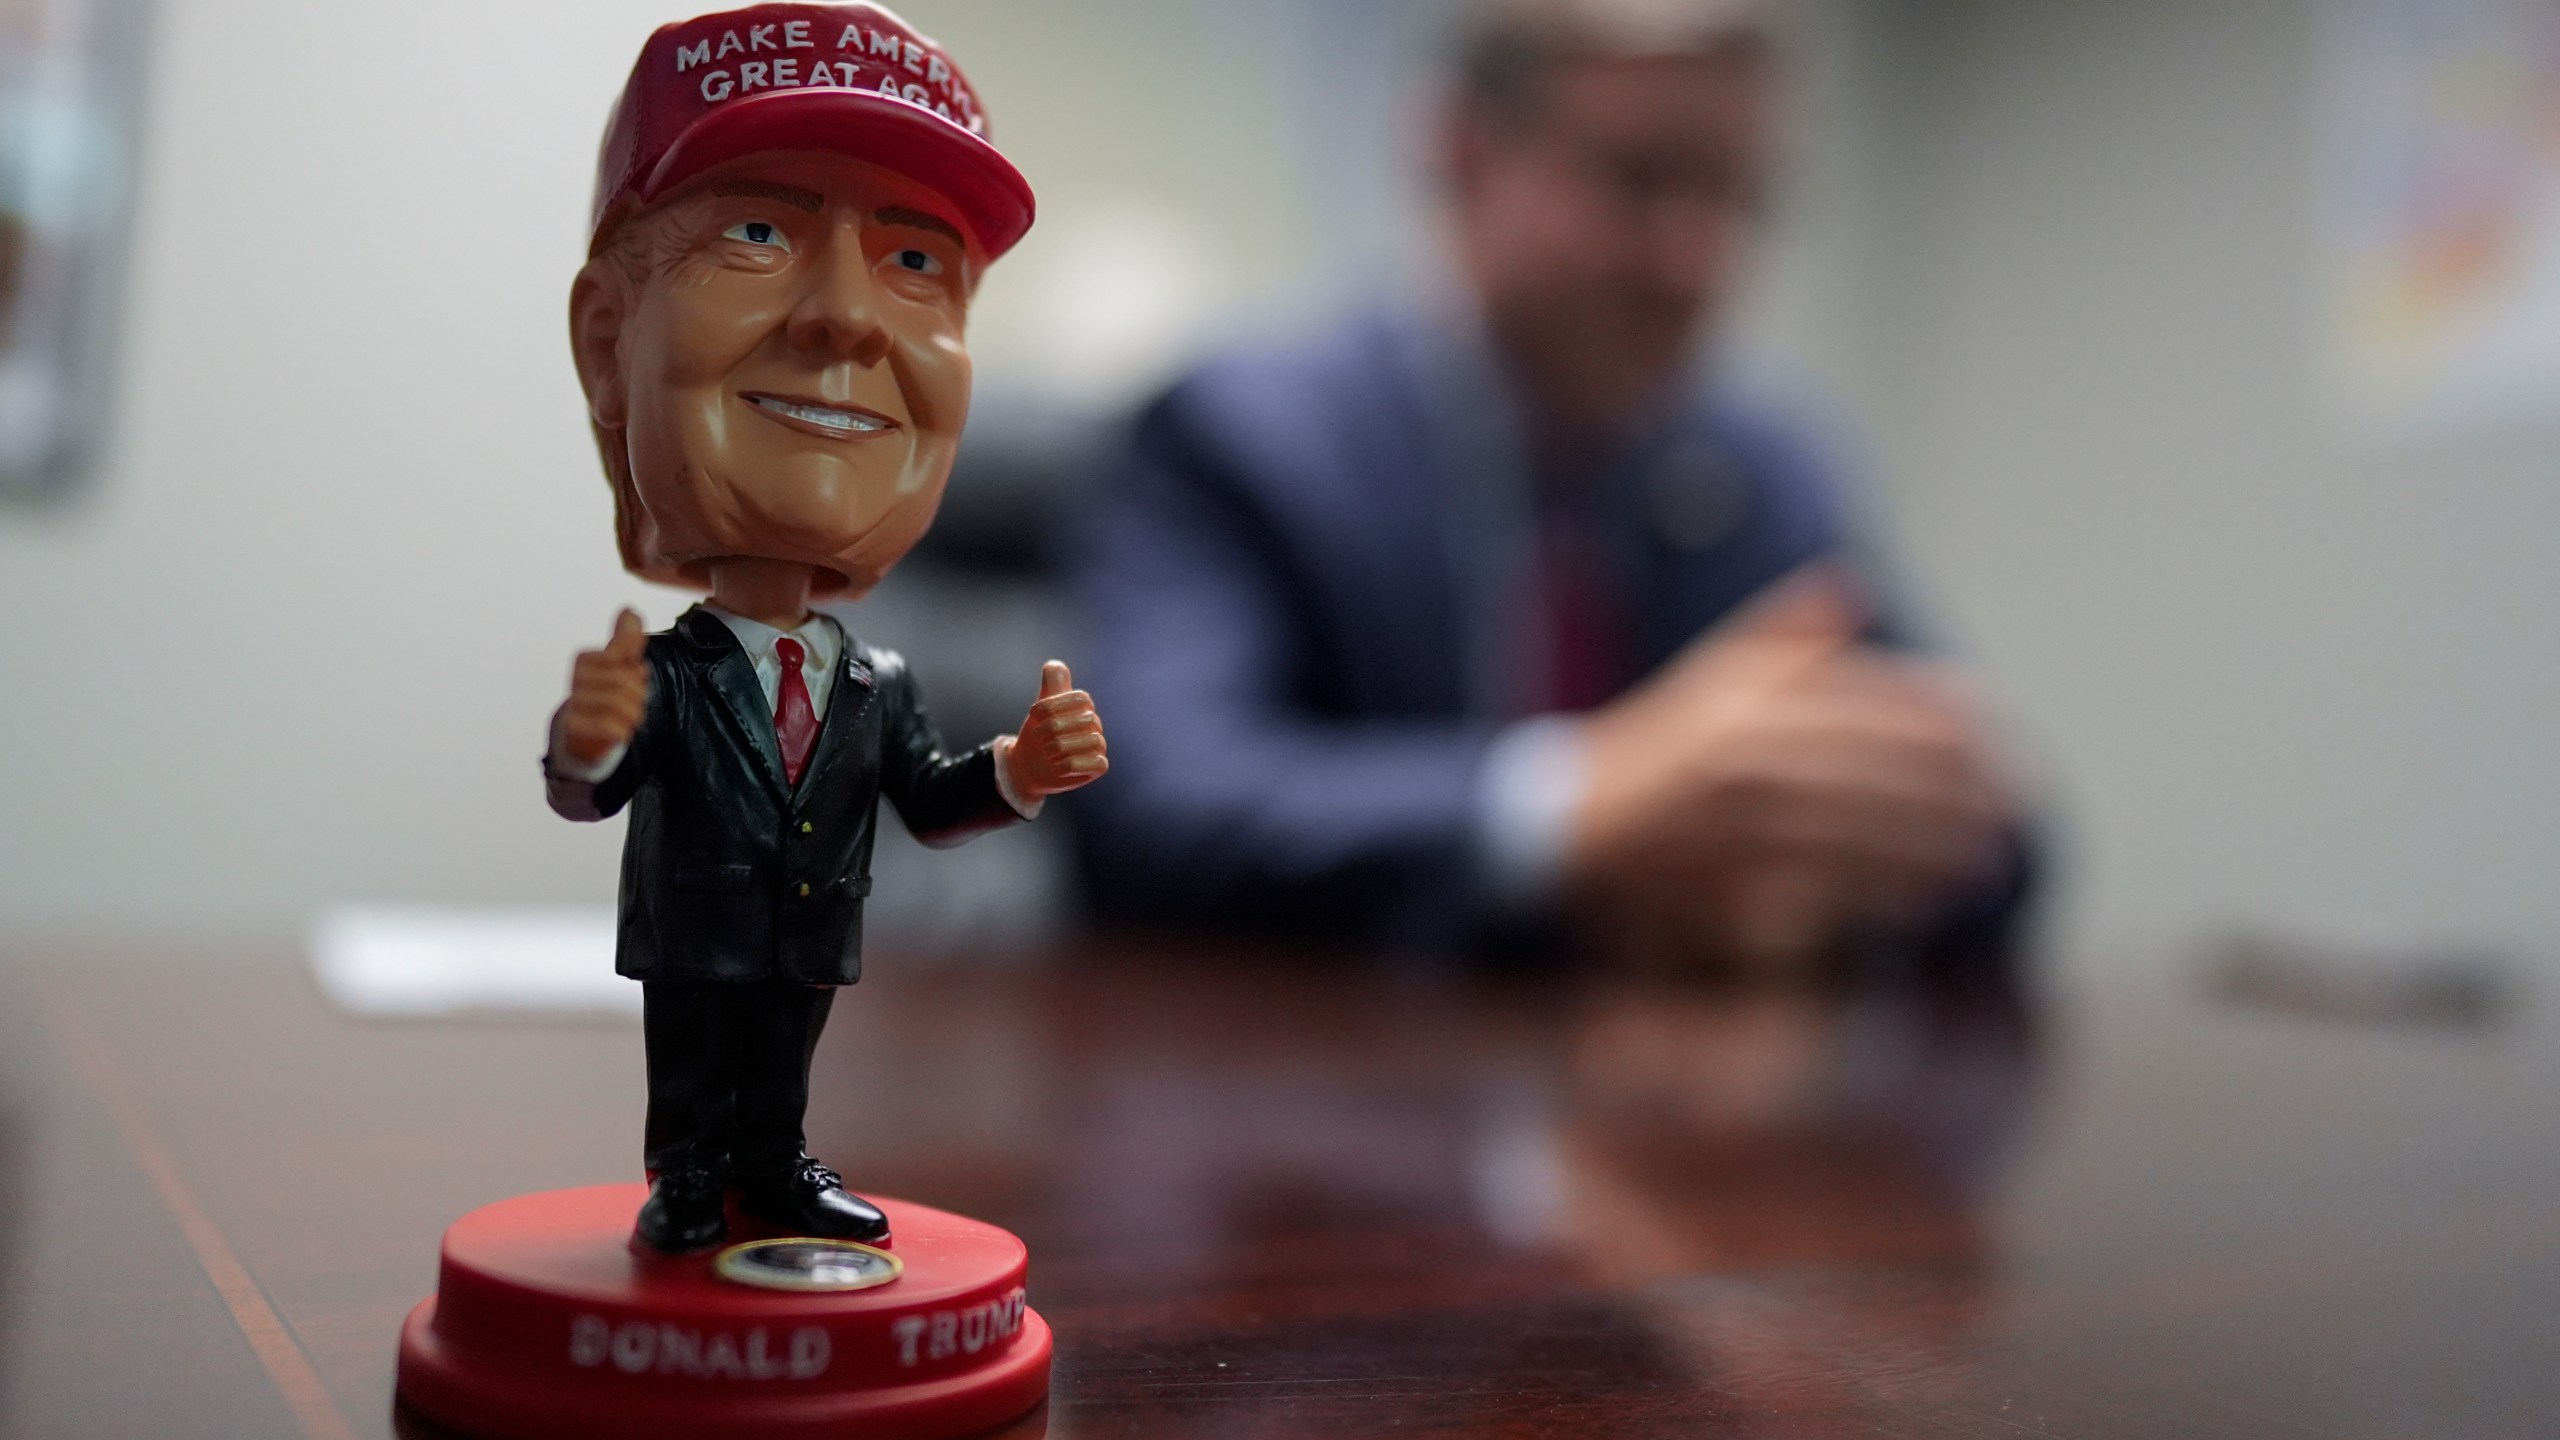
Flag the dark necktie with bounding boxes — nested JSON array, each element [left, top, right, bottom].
[[1533, 506, 1629, 714], [773, 636, 819, 786]]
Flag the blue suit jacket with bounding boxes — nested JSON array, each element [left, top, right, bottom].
[[1069, 309, 2000, 958]]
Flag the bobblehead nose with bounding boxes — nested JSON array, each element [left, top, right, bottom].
[[786, 231, 892, 367]]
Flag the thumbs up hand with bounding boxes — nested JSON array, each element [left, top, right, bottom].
[[559, 609, 652, 767], [1002, 660, 1108, 801]]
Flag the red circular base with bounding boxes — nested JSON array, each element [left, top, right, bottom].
[[396, 1185, 1049, 1440]]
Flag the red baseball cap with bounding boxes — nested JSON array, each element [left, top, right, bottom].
[[590, 2, 1035, 259]]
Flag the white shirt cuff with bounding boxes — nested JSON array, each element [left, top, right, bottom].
[[991, 736, 1044, 819], [1473, 716, 1589, 910], [546, 708, 627, 784]]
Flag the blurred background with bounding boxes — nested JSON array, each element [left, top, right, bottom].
[[1, 0, 2557, 991]]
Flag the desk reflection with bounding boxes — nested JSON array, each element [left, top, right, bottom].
[[815, 953, 2035, 1437], [8, 943, 2546, 1436]]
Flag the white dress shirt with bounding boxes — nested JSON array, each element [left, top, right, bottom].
[[548, 606, 1041, 818], [705, 604, 847, 723], [1473, 715, 1589, 907]]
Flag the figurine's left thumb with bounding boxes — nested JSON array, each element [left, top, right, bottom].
[[1039, 661, 1073, 699]]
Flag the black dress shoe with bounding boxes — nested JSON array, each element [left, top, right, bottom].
[[635, 1166, 728, 1253], [737, 1158, 889, 1242]]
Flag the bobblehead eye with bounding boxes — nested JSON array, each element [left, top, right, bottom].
[[890, 248, 942, 275], [722, 219, 791, 250]]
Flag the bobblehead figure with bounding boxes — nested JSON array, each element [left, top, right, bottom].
[[545, 1, 1105, 1255]]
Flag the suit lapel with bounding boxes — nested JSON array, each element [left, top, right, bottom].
[[678, 607, 790, 799]]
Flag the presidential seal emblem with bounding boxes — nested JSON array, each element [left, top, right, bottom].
[[715, 1238, 905, 1293]]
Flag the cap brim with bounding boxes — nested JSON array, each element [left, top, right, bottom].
[[639, 88, 1035, 260]]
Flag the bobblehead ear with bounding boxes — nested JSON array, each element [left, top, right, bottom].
[[568, 262, 629, 431]]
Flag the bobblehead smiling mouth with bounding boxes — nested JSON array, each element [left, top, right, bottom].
[[742, 392, 899, 440]]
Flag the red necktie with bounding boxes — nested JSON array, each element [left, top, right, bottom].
[[772, 636, 819, 786], [1532, 512, 1629, 714]]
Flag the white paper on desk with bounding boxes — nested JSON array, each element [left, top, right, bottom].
[[308, 906, 640, 1018]]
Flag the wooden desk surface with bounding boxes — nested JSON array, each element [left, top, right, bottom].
[[0, 941, 2550, 1438]]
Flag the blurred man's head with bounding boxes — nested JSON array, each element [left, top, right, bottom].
[[1442, 0, 1777, 443]]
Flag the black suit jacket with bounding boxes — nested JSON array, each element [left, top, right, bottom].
[[546, 606, 1019, 985]]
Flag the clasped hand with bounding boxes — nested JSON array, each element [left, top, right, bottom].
[[1566, 567, 2016, 974]]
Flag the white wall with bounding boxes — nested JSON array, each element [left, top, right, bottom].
[[1845, 0, 2560, 972]]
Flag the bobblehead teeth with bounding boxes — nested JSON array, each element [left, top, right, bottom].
[[745, 394, 894, 434]]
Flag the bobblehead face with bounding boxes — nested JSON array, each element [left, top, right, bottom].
[[571, 150, 980, 598]]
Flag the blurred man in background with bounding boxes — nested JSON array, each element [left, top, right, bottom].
[[1071, 0, 2027, 973]]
